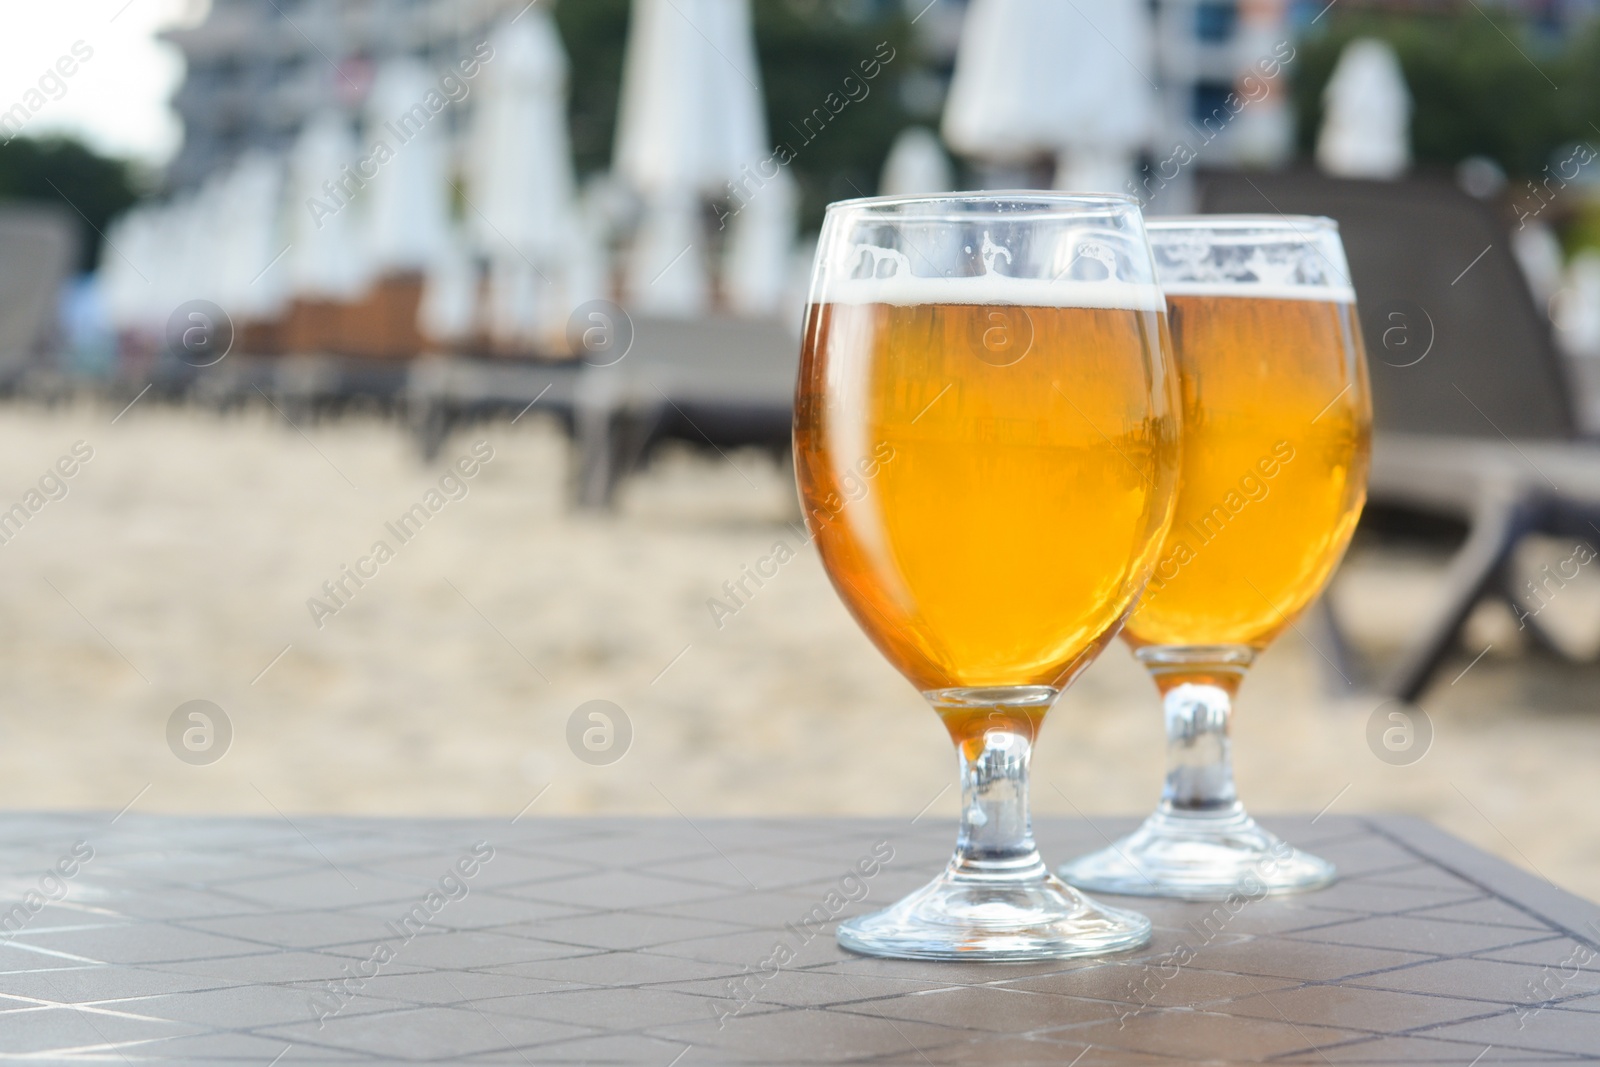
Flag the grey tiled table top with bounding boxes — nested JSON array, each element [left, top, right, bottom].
[[0, 813, 1596, 1064]]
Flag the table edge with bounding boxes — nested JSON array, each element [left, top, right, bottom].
[[1364, 813, 1600, 948]]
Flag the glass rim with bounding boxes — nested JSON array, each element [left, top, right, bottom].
[[1146, 213, 1339, 233], [824, 189, 1143, 217]]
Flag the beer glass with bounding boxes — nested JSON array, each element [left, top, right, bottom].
[[795, 193, 1180, 959], [1060, 216, 1371, 899]]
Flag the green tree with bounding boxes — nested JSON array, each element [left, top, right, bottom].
[[1291, 10, 1571, 178], [554, 0, 631, 178], [1294, 10, 1600, 258], [1554, 17, 1600, 158], [751, 0, 913, 229], [0, 136, 138, 272]]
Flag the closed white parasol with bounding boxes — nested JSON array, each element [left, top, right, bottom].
[[1316, 38, 1411, 181], [614, 0, 767, 196], [101, 205, 160, 333], [287, 110, 371, 301], [613, 0, 771, 316], [466, 10, 595, 350], [724, 166, 798, 318], [942, 0, 1156, 193], [214, 150, 290, 323], [466, 11, 578, 262], [880, 127, 955, 196], [364, 57, 452, 273]]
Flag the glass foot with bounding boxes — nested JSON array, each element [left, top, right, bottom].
[[837, 863, 1152, 961], [1058, 805, 1335, 901]]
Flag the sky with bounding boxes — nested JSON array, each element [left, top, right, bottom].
[[0, 0, 208, 165]]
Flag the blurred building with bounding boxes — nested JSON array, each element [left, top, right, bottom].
[[1153, 1, 1295, 170], [1149, 0, 1599, 155], [161, 0, 525, 190], [1310, 0, 1600, 32]]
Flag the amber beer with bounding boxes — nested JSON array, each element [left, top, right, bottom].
[[794, 280, 1180, 697], [1124, 288, 1371, 649]]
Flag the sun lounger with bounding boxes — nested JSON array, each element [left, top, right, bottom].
[[406, 315, 797, 508], [0, 206, 75, 374], [1198, 169, 1592, 700]]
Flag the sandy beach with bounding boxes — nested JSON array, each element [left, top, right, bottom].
[[0, 401, 1596, 901]]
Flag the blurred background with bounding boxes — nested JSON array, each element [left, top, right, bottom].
[[5, 0, 1600, 901]]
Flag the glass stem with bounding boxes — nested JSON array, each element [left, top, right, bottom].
[[1135, 645, 1255, 818], [928, 687, 1055, 882]]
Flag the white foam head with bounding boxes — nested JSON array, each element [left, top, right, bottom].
[[820, 273, 1166, 311], [1159, 281, 1357, 303]]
